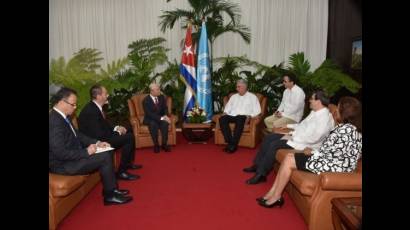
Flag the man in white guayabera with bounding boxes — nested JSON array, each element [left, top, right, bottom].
[[264, 73, 305, 133], [219, 79, 261, 154]]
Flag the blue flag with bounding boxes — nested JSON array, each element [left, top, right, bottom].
[[196, 21, 213, 122]]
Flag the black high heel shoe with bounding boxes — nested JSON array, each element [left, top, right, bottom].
[[256, 197, 267, 203], [258, 197, 284, 208]]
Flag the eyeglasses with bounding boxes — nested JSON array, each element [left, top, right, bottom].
[[64, 100, 77, 107]]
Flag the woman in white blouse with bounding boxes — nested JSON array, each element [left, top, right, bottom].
[[257, 96, 362, 208]]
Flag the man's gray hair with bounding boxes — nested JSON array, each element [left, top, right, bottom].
[[236, 79, 248, 86], [149, 83, 160, 90]]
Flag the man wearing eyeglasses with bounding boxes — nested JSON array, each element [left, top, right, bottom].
[[78, 84, 140, 181], [264, 73, 305, 133], [243, 90, 334, 184], [49, 87, 132, 205]]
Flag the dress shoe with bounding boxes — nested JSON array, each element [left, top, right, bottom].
[[243, 165, 257, 173], [117, 171, 140, 181], [127, 164, 143, 170], [162, 145, 171, 152], [226, 145, 237, 154], [104, 194, 133, 206], [223, 146, 230, 152], [113, 188, 129, 196], [154, 145, 160, 153], [246, 174, 267, 184], [258, 197, 284, 208]]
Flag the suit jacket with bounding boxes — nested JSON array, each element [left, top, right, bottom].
[[78, 101, 116, 142], [143, 94, 168, 124], [49, 109, 97, 172]]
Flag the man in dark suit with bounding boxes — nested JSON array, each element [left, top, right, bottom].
[[78, 84, 140, 181], [49, 87, 132, 205], [143, 83, 171, 153]]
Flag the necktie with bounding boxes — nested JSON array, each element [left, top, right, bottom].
[[101, 110, 106, 119], [64, 117, 77, 137], [64, 117, 71, 125], [154, 97, 158, 105]]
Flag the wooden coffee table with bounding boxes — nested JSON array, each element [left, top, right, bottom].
[[182, 122, 213, 144], [331, 197, 362, 230]]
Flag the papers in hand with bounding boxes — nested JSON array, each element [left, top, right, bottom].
[[280, 135, 292, 141], [96, 146, 114, 153]]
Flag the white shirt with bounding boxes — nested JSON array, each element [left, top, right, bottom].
[[223, 92, 261, 117], [286, 107, 334, 150], [149, 94, 166, 120], [277, 84, 305, 122], [53, 107, 77, 137], [92, 100, 104, 114], [149, 94, 159, 103]]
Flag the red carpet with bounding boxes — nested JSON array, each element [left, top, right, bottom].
[[58, 133, 307, 230]]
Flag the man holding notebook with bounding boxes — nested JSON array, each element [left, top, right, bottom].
[[49, 87, 132, 205]]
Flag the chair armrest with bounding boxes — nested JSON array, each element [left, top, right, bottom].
[[168, 114, 177, 130], [319, 172, 362, 191], [249, 115, 262, 133], [212, 114, 222, 128], [168, 114, 177, 122], [129, 116, 141, 128], [249, 115, 261, 126]]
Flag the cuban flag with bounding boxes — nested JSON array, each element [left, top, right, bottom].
[[196, 21, 213, 122], [180, 25, 197, 121]]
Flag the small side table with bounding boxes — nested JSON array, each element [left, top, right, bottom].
[[182, 122, 213, 144], [331, 197, 362, 230]]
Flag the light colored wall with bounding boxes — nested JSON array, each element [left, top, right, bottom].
[[49, 0, 328, 70]]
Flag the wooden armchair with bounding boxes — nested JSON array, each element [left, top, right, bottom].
[[213, 92, 267, 148], [127, 94, 177, 148]]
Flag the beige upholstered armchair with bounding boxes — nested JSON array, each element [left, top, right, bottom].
[[273, 149, 362, 230], [213, 92, 267, 148], [127, 93, 177, 148], [49, 113, 101, 230]]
